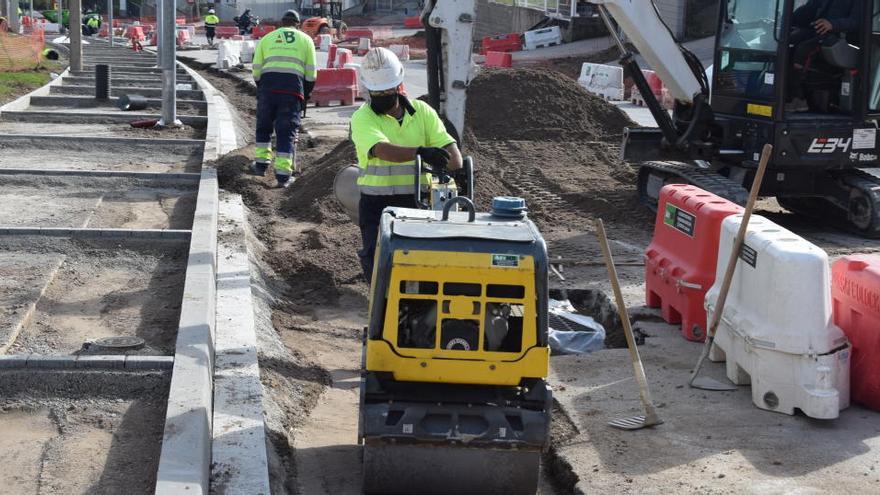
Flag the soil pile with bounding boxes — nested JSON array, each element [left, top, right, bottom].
[[463, 68, 647, 227], [465, 68, 633, 141]]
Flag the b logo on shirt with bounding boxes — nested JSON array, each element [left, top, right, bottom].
[[283, 31, 296, 43]]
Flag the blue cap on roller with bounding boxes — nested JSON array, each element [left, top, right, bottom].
[[491, 196, 527, 219]]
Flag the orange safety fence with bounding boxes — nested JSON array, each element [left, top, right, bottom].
[[0, 27, 45, 71]]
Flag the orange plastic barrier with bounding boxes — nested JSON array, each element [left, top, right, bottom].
[[344, 27, 374, 41], [481, 33, 521, 55], [832, 255, 880, 411], [215, 26, 238, 39], [312, 68, 357, 107], [485, 51, 512, 68], [404, 16, 422, 28], [251, 24, 275, 39], [327, 43, 337, 68], [645, 184, 743, 341]]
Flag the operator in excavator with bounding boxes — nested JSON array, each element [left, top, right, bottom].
[[350, 47, 463, 282], [787, 0, 861, 112]]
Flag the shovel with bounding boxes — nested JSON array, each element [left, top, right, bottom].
[[596, 219, 662, 430], [689, 143, 773, 391]]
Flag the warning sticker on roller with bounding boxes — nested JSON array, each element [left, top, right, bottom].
[[739, 243, 758, 268], [492, 254, 519, 267], [664, 204, 696, 237]]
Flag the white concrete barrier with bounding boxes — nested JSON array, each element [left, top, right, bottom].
[[389, 44, 410, 62], [523, 26, 561, 51], [705, 214, 851, 419], [239, 40, 256, 64], [216, 40, 241, 69], [577, 63, 624, 101], [317, 34, 332, 52], [343, 62, 366, 99]]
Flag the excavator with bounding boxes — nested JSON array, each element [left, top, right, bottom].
[[422, 0, 880, 238], [354, 0, 880, 492]]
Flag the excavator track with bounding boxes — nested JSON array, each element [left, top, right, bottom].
[[636, 161, 750, 210], [841, 168, 880, 238]]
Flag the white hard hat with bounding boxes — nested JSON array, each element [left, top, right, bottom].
[[208, 9, 215, 13], [360, 47, 405, 91]]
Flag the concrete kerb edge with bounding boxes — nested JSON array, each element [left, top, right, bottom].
[[0, 354, 174, 370], [154, 56, 227, 495], [211, 194, 271, 494], [179, 60, 240, 159]]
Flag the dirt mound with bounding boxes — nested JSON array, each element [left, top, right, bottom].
[[462, 68, 646, 228], [465, 68, 633, 141], [280, 140, 356, 225]]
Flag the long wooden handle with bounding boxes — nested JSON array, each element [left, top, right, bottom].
[[596, 218, 658, 421], [705, 143, 773, 339]]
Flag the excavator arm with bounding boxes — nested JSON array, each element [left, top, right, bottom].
[[422, 0, 476, 141]]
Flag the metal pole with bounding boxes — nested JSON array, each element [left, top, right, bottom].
[[159, 0, 178, 126], [9, 0, 20, 33], [70, 0, 82, 71], [29, 0, 33, 23], [156, 0, 163, 67], [107, 0, 112, 46], [57, 0, 63, 34]]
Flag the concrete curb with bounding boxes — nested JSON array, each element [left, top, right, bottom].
[[0, 110, 207, 127], [0, 168, 201, 181], [0, 227, 192, 240], [212, 194, 271, 495], [28, 95, 208, 112], [0, 133, 206, 147], [154, 59, 229, 495], [0, 354, 174, 370], [51, 85, 205, 101], [0, 255, 66, 354], [180, 61, 240, 159]]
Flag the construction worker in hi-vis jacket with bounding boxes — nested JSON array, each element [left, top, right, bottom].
[[249, 9, 316, 188]]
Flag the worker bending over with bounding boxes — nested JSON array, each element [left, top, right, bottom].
[[204, 9, 220, 46], [350, 47, 463, 281], [250, 9, 316, 188]]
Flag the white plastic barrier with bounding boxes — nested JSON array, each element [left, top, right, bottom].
[[705, 214, 851, 420], [317, 34, 332, 52], [334, 47, 353, 68], [577, 63, 624, 101], [217, 40, 242, 69], [389, 44, 410, 62], [523, 26, 561, 51], [240, 40, 256, 64], [344, 62, 366, 99], [357, 37, 371, 55]]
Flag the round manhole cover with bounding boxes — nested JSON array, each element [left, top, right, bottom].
[[93, 336, 145, 350]]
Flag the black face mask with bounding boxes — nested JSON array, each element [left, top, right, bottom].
[[370, 94, 398, 115]]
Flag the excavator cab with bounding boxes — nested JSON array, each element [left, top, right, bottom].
[[612, 0, 880, 237]]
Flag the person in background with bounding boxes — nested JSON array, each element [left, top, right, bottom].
[[249, 9, 316, 188], [204, 8, 220, 46]]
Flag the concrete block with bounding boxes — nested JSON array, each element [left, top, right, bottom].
[[76, 355, 127, 369], [27, 355, 78, 369], [125, 355, 174, 370], [0, 355, 31, 368]]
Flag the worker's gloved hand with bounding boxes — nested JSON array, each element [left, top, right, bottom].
[[416, 146, 450, 172]]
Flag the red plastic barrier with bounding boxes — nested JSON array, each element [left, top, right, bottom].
[[215, 26, 238, 39], [481, 33, 522, 55], [404, 16, 422, 28], [344, 27, 374, 41], [645, 184, 743, 341], [177, 29, 191, 45], [642, 69, 664, 96], [832, 255, 880, 411], [251, 24, 275, 39], [128, 26, 145, 41], [327, 43, 337, 68], [485, 51, 512, 68], [99, 25, 109, 37], [176, 17, 186, 25], [312, 68, 357, 107]]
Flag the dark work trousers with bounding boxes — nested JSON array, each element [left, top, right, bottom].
[[789, 29, 822, 100], [358, 193, 416, 282], [205, 26, 216, 44], [255, 91, 302, 170]]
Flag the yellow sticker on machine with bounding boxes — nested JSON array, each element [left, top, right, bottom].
[[747, 103, 773, 117]]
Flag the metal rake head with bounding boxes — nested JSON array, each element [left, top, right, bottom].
[[608, 414, 663, 431]]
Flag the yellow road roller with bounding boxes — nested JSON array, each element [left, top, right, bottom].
[[359, 196, 551, 495]]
